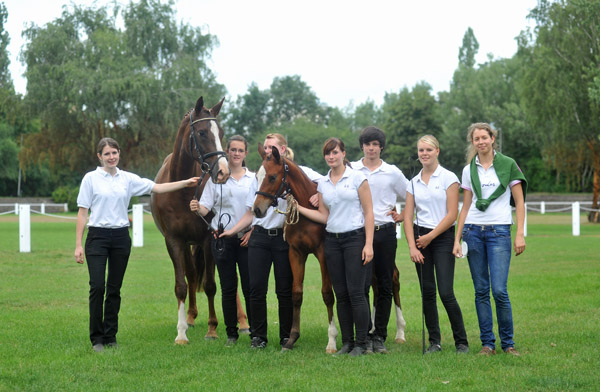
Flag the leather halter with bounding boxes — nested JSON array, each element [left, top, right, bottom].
[[187, 110, 227, 201], [255, 156, 291, 209]]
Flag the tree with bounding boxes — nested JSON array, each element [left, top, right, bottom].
[[224, 83, 270, 138], [20, 0, 225, 183], [0, 2, 11, 88], [518, 0, 600, 220], [381, 82, 441, 172]]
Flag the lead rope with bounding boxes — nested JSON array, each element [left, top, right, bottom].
[[282, 194, 300, 241]]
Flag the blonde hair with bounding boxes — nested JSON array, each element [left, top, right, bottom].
[[418, 134, 439, 150], [265, 133, 293, 159], [466, 123, 498, 163]]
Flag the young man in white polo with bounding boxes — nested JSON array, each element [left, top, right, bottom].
[[351, 126, 408, 353]]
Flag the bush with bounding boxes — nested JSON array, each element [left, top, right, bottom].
[[52, 185, 80, 212]]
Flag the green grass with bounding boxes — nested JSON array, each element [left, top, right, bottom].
[[0, 213, 599, 391]]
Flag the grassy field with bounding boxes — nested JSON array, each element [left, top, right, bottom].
[[0, 212, 599, 391]]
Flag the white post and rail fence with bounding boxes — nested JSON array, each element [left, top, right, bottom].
[[1, 201, 598, 253]]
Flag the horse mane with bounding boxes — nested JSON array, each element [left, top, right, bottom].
[[282, 157, 318, 209]]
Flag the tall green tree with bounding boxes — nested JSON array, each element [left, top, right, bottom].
[[518, 0, 600, 217], [381, 82, 441, 172], [20, 0, 225, 182]]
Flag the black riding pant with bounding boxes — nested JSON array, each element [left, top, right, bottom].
[[84, 226, 131, 346], [325, 228, 369, 348], [365, 223, 398, 341], [413, 225, 468, 347], [247, 227, 292, 345], [212, 236, 251, 339]]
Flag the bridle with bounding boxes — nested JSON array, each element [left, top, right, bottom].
[[187, 110, 227, 200], [255, 156, 291, 210]]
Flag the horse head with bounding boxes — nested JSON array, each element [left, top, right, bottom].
[[253, 143, 289, 218], [186, 96, 230, 183]]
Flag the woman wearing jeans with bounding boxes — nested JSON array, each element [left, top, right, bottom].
[[453, 123, 527, 356], [298, 137, 374, 357], [404, 135, 468, 354]]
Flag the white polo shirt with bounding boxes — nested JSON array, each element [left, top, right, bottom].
[[200, 168, 255, 231], [77, 167, 155, 228], [245, 177, 287, 229], [461, 156, 521, 225], [351, 158, 408, 225], [408, 165, 459, 229], [318, 166, 367, 233], [299, 165, 323, 181]]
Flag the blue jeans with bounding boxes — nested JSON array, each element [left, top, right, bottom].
[[463, 224, 514, 351]]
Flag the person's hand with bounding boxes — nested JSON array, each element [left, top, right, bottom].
[[362, 244, 374, 265], [415, 233, 433, 249], [184, 177, 200, 187], [409, 246, 424, 264], [240, 229, 252, 247], [452, 241, 463, 258], [190, 198, 200, 212], [74, 246, 85, 264], [309, 193, 319, 208], [387, 209, 404, 223], [220, 229, 236, 238], [514, 234, 526, 256]]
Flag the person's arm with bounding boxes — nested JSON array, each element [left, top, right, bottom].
[[297, 193, 329, 224], [190, 198, 210, 217], [74, 207, 88, 264], [416, 182, 459, 249], [220, 209, 253, 237], [453, 189, 472, 257], [511, 182, 526, 256], [358, 181, 374, 265], [153, 177, 199, 194], [403, 192, 424, 264]]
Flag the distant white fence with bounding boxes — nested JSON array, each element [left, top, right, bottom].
[[5, 202, 599, 252], [7, 203, 149, 253]]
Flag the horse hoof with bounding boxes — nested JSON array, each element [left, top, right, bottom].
[[395, 337, 406, 344], [281, 347, 291, 353], [175, 339, 189, 345], [204, 335, 218, 341], [326, 348, 337, 354], [239, 328, 250, 335]]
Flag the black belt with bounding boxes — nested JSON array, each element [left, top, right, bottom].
[[375, 222, 396, 231], [326, 227, 365, 239], [253, 225, 282, 236]]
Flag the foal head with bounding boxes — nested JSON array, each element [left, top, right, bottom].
[[254, 144, 289, 218]]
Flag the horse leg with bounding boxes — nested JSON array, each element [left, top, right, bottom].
[[166, 237, 191, 344], [202, 242, 219, 340], [236, 290, 250, 334], [186, 245, 200, 327], [317, 245, 338, 354], [392, 266, 406, 343], [283, 248, 306, 351]]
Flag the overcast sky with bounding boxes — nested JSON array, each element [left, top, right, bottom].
[[4, 0, 538, 108]]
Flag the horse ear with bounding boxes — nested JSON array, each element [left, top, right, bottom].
[[258, 142, 266, 160], [194, 96, 204, 114], [211, 97, 225, 117], [271, 145, 281, 163]]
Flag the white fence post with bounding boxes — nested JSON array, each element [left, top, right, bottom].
[[41, 203, 45, 214], [19, 204, 31, 252], [572, 202, 580, 236], [15, 203, 19, 215], [540, 201, 545, 215], [132, 204, 144, 247], [524, 203, 528, 237], [63, 203, 68, 212]]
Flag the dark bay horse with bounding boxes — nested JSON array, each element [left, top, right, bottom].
[[254, 146, 406, 351], [151, 96, 232, 344], [253, 145, 337, 353]]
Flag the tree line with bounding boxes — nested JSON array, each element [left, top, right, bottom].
[[0, 0, 598, 217]]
